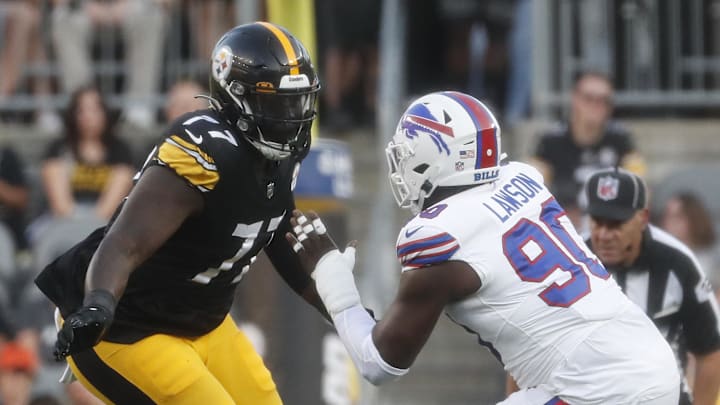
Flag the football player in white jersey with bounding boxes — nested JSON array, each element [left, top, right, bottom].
[[287, 91, 680, 404]]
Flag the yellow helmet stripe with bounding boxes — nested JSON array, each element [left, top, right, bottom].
[[258, 22, 300, 75]]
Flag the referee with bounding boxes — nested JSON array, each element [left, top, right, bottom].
[[584, 168, 720, 405]]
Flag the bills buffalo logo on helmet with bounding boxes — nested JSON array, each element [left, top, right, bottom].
[[400, 103, 454, 155]]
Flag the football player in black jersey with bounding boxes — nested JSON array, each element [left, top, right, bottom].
[[35, 22, 323, 404]]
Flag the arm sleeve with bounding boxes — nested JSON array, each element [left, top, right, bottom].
[[333, 304, 408, 385]]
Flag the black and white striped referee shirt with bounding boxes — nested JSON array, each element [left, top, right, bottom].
[[588, 224, 720, 404]]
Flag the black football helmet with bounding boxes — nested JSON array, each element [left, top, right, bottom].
[[208, 22, 320, 160]]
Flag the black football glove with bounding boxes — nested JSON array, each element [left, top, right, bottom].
[[54, 290, 116, 361]]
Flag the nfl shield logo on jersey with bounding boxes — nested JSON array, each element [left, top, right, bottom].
[[596, 175, 619, 201]]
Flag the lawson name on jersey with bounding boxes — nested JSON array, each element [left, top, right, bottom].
[[482, 172, 544, 223]]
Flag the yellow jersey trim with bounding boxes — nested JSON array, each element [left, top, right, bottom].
[[157, 136, 219, 191]]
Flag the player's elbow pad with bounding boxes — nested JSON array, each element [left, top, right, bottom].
[[358, 334, 409, 385]]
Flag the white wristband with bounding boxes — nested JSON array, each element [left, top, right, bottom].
[[312, 247, 360, 318]]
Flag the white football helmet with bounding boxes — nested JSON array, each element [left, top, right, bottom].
[[386, 91, 506, 213]]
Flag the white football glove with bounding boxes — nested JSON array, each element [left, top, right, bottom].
[[311, 247, 360, 318]]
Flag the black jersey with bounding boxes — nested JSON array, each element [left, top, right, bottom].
[[588, 225, 720, 403], [36, 109, 305, 343], [534, 121, 635, 206]]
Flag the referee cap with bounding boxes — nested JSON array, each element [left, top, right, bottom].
[[585, 167, 647, 221]]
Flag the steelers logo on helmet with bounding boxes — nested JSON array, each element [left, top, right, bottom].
[[208, 22, 320, 161], [212, 46, 234, 83]]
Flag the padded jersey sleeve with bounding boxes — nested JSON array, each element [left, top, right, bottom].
[[151, 114, 222, 193], [395, 223, 460, 272]]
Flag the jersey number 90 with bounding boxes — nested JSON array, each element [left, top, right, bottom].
[[502, 199, 609, 307]]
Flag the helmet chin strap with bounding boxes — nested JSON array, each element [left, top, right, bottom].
[[410, 198, 424, 215], [411, 180, 436, 214], [196, 94, 221, 111], [247, 137, 292, 160], [246, 124, 308, 161]]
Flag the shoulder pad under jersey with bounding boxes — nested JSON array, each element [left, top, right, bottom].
[[396, 222, 460, 271], [154, 111, 240, 192]]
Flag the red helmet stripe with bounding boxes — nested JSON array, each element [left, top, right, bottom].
[[480, 127, 498, 169], [446, 91, 494, 129], [407, 115, 455, 137], [444, 91, 499, 169]]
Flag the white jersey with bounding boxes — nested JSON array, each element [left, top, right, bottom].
[[395, 162, 679, 404]]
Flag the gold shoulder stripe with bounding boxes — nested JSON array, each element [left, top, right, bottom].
[[170, 135, 216, 165], [258, 22, 300, 75], [158, 137, 219, 191]]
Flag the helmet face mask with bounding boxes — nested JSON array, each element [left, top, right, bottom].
[[237, 87, 317, 160], [385, 141, 419, 211], [246, 90, 317, 122], [209, 23, 320, 160], [385, 91, 505, 214]]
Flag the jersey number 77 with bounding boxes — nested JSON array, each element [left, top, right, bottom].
[[502, 198, 609, 307]]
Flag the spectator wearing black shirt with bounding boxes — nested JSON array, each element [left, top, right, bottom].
[[40, 86, 134, 221], [530, 71, 646, 228], [584, 168, 720, 405], [27, 86, 134, 249]]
